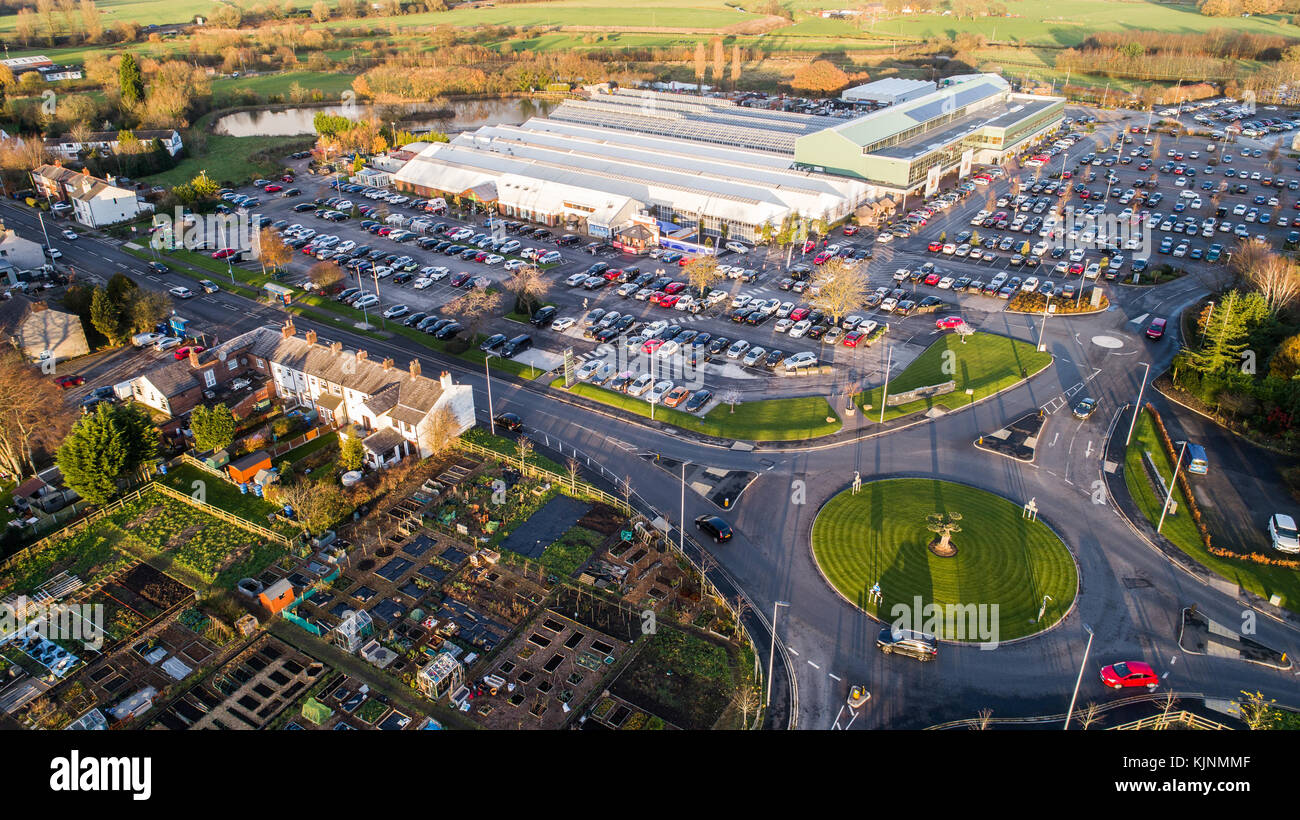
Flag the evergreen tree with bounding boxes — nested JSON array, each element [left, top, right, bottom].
[[340, 434, 364, 471], [90, 287, 126, 344], [1190, 290, 1247, 375], [119, 53, 144, 108], [191, 404, 236, 453], [57, 403, 158, 504]]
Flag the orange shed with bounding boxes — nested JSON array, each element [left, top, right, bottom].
[[227, 450, 271, 484], [258, 578, 296, 616]]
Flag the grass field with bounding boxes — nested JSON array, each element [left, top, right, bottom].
[[857, 331, 1052, 421], [811, 478, 1078, 641], [1124, 409, 1300, 614], [142, 132, 310, 188], [211, 71, 358, 105], [556, 380, 841, 441]]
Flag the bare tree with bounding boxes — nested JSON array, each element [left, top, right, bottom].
[[1230, 236, 1270, 289], [565, 457, 580, 492], [505, 263, 548, 315], [307, 261, 343, 292], [443, 287, 503, 340], [1245, 253, 1300, 315], [810, 257, 870, 326], [682, 255, 722, 299], [972, 708, 993, 730], [0, 350, 75, 478], [1078, 702, 1102, 730], [419, 405, 460, 458], [514, 435, 533, 473], [721, 388, 742, 414]]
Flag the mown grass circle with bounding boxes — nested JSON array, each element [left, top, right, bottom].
[[811, 478, 1078, 642]]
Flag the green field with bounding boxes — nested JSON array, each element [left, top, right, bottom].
[[1124, 409, 1300, 614], [211, 71, 358, 105], [142, 132, 310, 188], [557, 380, 841, 441], [858, 331, 1053, 421], [811, 478, 1078, 641]]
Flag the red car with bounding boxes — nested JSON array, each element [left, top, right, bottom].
[[174, 345, 205, 360], [1068, 262, 1084, 275], [924, 272, 941, 286], [1100, 661, 1159, 690], [789, 307, 810, 322], [659, 294, 681, 308], [602, 268, 622, 281], [664, 281, 687, 295], [814, 251, 833, 265], [842, 330, 865, 347], [641, 338, 664, 355], [264, 183, 282, 192], [211, 248, 238, 259], [1146, 318, 1166, 340], [648, 291, 667, 305], [677, 256, 693, 267], [927, 240, 943, 252], [935, 316, 965, 330], [801, 240, 816, 254], [842, 225, 859, 236], [474, 251, 489, 262], [376, 226, 393, 236], [54, 374, 85, 388], [281, 174, 295, 183]]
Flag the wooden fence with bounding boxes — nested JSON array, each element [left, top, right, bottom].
[[1109, 711, 1233, 731], [453, 439, 631, 515]]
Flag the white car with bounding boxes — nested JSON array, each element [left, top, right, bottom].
[[61, 229, 78, 240], [788, 320, 812, 338], [731, 294, 752, 309], [876, 232, 893, 244], [1021, 277, 1039, 293], [383, 305, 408, 318], [483, 254, 504, 265], [725, 340, 751, 359], [724, 241, 750, 254], [937, 276, 955, 289], [783, 351, 818, 370], [413, 278, 433, 289], [576, 359, 604, 381], [353, 294, 380, 308], [657, 340, 681, 358], [372, 266, 394, 278], [169, 286, 194, 299], [153, 336, 182, 352], [503, 259, 526, 272], [777, 301, 795, 318], [627, 374, 654, 397], [1268, 513, 1299, 554], [880, 297, 898, 313], [132, 332, 165, 348], [646, 380, 674, 403], [774, 318, 794, 333], [552, 317, 576, 332], [566, 272, 588, 287]]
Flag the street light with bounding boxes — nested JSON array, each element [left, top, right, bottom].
[[679, 460, 690, 554], [485, 352, 496, 435], [1036, 293, 1052, 351], [1124, 362, 1152, 446], [767, 600, 790, 707], [1157, 440, 1187, 534], [879, 343, 893, 424], [1064, 622, 1094, 730]]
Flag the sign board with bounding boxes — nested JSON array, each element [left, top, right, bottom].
[[562, 347, 575, 387], [925, 166, 941, 198], [959, 149, 973, 178], [1091, 286, 1104, 306]]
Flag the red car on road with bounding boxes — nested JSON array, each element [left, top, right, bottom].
[[842, 225, 859, 236], [935, 316, 965, 330], [54, 375, 85, 388], [1146, 318, 1166, 340], [1100, 661, 1159, 690]]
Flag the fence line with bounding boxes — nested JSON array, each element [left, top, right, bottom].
[[453, 439, 631, 514], [1108, 710, 1232, 731], [0, 485, 153, 575], [150, 482, 292, 547]]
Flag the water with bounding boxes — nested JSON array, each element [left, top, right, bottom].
[[213, 97, 559, 138]]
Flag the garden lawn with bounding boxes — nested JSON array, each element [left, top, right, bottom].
[[811, 478, 1078, 641], [1124, 409, 1300, 614], [857, 331, 1052, 421], [556, 380, 840, 441], [142, 133, 312, 188], [539, 525, 602, 577], [155, 463, 294, 533]]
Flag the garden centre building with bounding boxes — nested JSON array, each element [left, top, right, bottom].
[[392, 76, 1063, 246]]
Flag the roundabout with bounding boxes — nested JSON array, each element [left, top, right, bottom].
[[810, 478, 1080, 642]]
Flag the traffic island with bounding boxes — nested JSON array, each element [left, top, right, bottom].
[[975, 410, 1047, 462], [810, 478, 1078, 642], [1178, 607, 1292, 670]]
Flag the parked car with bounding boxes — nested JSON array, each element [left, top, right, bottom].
[[1268, 513, 1300, 554]]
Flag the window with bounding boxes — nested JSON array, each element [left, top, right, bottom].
[[203, 369, 216, 389]]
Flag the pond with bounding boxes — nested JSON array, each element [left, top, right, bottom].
[[213, 97, 560, 138]]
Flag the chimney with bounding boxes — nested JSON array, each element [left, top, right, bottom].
[[381, 357, 394, 370], [409, 359, 422, 379], [30, 301, 47, 313], [331, 341, 343, 355], [305, 329, 317, 345], [439, 370, 453, 390], [356, 350, 368, 363], [189, 348, 201, 368], [280, 319, 295, 339]]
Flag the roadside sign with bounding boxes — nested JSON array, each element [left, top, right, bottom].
[[563, 347, 575, 387]]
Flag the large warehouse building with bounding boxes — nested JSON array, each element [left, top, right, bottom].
[[392, 77, 1062, 249]]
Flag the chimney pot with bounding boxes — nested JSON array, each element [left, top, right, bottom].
[[382, 357, 394, 370], [305, 329, 317, 344], [356, 350, 368, 362], [439, 370, 453, 390], [331, 341, 343, 355], [409, 359, 422, 378]]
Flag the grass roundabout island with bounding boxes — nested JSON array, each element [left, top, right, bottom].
[[811, 478, 1078, 642]]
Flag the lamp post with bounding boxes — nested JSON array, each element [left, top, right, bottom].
[[1064, 622, 1094, 730], [1036, 294, 1052, 351], [679, 460, 690, 554], [485, 352, 496, 435], [766, 600, 790, 707], [1157, 440, 1187, 534], [879, 343, 893, 424], [1124, 361, 1152, 446]]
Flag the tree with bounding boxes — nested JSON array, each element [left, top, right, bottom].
[[0, 349, 74, 479], [442, 287, 502, 340], [56, 403, 158, 504], [694, 42, 706, 92], [270, 478, 349, 535], [810, 258, 869, 326], [127, 289, 171, 334], [721, 388, 741, 414], [190, 404, 236, 452], [259, 228, 292, 275], [1189, 289, 1248, 374], [118, 53, 144, 108], [90, 287, 127, 344], [339, 432, 365, 471], [1231, 236, 1272, 290], [420, 404, 461, 457], [505, 264, 548, 315], [925, 512, 963, 557], [682, 255, 722, 298], [711, 37, 724, 85], [1267, 332, 1300, 380], [731, 44, 743, 88], [1244, 252, 1300, 315], [792, 60, 849, 94], [307, 261, 343, 292], [515, 435, 534, 473], [311, 0, 331, 21]]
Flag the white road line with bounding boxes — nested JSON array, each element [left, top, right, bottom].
[[828, 673, 841, 682], [787, 647, 799, 656], [807, 660, 821, 670]]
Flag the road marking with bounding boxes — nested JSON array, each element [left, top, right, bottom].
[[1085, 440, 1094, 458], [828, 673, 841, 682], [787, 647, 799, 656], [807, 660, 821, 670], [1049, 432, 1059, 447]]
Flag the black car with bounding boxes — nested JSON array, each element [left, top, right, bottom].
[[530, 306, 558, 327], [424, 318, 453, 334], [764, 349, 784, 369], [147, 261, 169, 275], [493, 412, 524, 432], [434, 322, 463, 340], [403, 312, 429, 327], [683, 388, 713, 412], [877, 628, 938, 662], [292, 202, 315, 212], [694, 515, 733, 543], [480, 333, 507, 352], [707, 337, 730, 356]]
